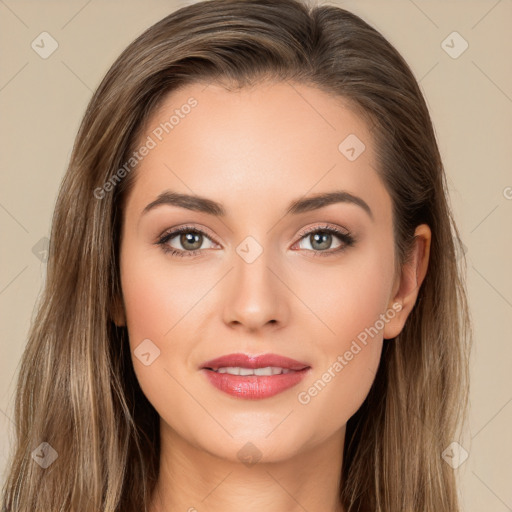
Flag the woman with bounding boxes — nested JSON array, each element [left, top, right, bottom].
[[1, 0, 471, 510]]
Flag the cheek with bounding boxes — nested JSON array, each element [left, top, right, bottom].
[[119, 245, 201, 429], [119, 238, 216, 360], [296, 339, 383, 441], [120, 243, 198, 343], [292, 232, 394, 343], [295, 294, 386, 438], [293, 241, 393, 432]]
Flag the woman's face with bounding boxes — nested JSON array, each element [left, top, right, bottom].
[[118, 81, 409, 462]]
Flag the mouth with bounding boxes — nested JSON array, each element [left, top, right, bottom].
[[201, 352, 310, 371], [200, 353, 311, 399], [206, 366, 296, 376]]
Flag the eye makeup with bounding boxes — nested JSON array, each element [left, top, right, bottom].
[[155, 223, 356, 259]]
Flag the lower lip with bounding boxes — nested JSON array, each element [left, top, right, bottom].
[[202, 368, 310, 399]]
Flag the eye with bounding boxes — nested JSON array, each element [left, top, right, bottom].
[[293, 224, 355, 257], [156, 223, 355, 258], [156, 225, 218, 258]]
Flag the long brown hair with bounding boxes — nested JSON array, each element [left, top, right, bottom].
[[2, 1, 471, 510]]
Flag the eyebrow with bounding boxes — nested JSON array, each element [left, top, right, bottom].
[[142, 189, 374, 220]]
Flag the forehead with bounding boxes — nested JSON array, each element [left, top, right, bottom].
[[126, 80, 391, 223]]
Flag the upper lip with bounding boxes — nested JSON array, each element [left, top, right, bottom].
[[201, 353, 310, 371]]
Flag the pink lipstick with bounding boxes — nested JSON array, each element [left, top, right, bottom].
[[200, 353, 311, 399]]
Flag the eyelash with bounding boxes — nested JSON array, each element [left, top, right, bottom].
[[155, 224, 356, 258]]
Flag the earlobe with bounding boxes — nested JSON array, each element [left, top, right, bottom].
[[383, 224, 431, 339]]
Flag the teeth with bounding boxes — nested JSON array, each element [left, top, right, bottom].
[[214, 366, 292, 376]]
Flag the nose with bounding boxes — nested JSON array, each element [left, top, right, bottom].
[[222, 246, 289, 332]]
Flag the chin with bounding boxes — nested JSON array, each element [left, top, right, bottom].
[[191, 424, 314, 464]]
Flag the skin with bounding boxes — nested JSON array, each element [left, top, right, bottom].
[[114, 80, 431, 512]]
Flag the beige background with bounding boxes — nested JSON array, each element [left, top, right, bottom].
[[1, 0, 511, 509]]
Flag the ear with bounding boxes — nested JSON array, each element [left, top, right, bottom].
[[383, 224, 431, 340], [110, 292, 126, 327]]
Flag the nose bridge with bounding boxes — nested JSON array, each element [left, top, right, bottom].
[[235, 240, 273, 290], [223, 236, 287, 329]]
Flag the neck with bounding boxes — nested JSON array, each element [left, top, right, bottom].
[[149, 420, 346, 512]]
